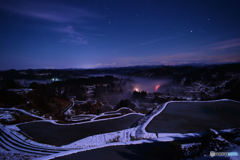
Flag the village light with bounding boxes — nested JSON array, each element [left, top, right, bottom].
[[155, 84, 160, 91], [134, 87, 140, 92]]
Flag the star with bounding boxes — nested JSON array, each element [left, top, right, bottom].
[[190, 30, 193, 33]]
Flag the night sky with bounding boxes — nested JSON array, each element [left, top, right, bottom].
[[1, 0, 240, 69]]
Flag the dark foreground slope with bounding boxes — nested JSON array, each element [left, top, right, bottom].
[[54, 142, 183, 160]]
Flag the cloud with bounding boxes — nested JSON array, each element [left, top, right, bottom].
[[71, 49, 240, 68], [153, 52, 240, 65], [0, 0, 103, 23], [0, 0, 105, 45], [82, 62, 118, 69], [209, 38, 240, 50], [139, 35, 181, 46], [99, 51, 240, 68], [56, 25, 88, 45]]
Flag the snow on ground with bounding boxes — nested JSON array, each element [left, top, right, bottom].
[[1, 99, 239, 160], [0, 108, 45, 120], [0, 111, 15, 122], [0, 151, 38, 160], [35, 127, 152, 160], [64, 100, 137, 122], [0, 124, 75, 160], [104, 107, 134, 114], [35, 139, 153, 160], [62, 127, 200, 149], [181, 142, 201, 150], [63, 99, 75, 116], [62, 128, 138, 148], [31, 112, 144, 126]]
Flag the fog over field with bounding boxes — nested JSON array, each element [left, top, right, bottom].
[[130, 77, 170, 93]]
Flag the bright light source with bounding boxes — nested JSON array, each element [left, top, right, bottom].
[[155, 84, 160, 91], [134, 87, 140, 92]]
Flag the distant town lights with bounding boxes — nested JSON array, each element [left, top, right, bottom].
[[51, 77, 60, 82]]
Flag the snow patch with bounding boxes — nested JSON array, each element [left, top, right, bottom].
[[0, 111, 15, 122]]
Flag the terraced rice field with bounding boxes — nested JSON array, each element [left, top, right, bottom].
[[146, 100, 240, 133], [18, 113, 143, 146], [67, 107, 134, 122], [0, 125, 71, 158]]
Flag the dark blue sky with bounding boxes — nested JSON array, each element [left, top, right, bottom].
[[1, 0, 240, 69]]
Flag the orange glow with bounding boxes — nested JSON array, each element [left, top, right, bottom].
[[155, 84, 160, 91], [134, 87, 140, 92]]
